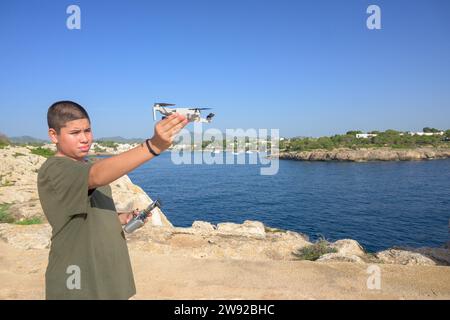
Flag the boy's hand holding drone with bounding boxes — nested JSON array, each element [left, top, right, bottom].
[[118, 209, 149, 225], [150, 113, 188, 154]]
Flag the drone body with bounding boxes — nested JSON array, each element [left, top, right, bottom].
[[153, 103, 215, 123]]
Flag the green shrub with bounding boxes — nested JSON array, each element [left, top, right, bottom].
[[15, 217, 43, 225], [0, 203, 43, 225], [93, 145, 106, 153], [292, 239, 337, 261], [30, 147, 55, 158], [0, 203, 14, 223], [96, 141, 118, 150], [282, 129, 450, 152], [0, 133, 10, 148]]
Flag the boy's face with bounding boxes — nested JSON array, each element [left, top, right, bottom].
[[49, 118, 93, 161]]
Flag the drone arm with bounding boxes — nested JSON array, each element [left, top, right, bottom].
[[153, 106, 157, 121]]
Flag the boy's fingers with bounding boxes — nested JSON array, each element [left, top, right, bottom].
[[159, 113, 178, 124], [157, 113, 177, 127], [170, 118, 188, 132], [160, 114, 187, 131], [170, 120, 189, 137]]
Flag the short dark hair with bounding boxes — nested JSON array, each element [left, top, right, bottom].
[[47, 101, 90, 133]]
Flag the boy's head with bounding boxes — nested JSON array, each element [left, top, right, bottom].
[[47, 101, 93, 160]]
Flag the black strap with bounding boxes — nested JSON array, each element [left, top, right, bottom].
[[145, 139, 160, 156]]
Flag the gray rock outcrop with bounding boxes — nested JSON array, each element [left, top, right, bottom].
[[279, 147, 450, 162], [0, 146, 172, 226]]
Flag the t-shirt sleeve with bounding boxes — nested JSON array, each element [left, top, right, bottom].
[[46, 159, 94, 217]]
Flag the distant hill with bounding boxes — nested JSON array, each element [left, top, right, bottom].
[[95, 136, 144, 144], [9, 136, 49, 144]]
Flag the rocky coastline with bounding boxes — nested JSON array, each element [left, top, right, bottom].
[[1, 145, 450, 299], [1, 145, 449, 267], [278, 147, 450, 162]]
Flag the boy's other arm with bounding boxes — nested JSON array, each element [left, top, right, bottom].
[[88, 114, 187, 189]]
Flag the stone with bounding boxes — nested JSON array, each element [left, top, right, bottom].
[[0, 146, 173, 227], [216, 220, 266, 238], [192, 221, 216, 233], [278, 147, 450, 162], [408, 247, 450, 266], [330, 239, 366, 257], [317, 253, 365, 264], [110, 175, 172, 227], [0, 223, 51, 250], [376, 249, 436, 266]]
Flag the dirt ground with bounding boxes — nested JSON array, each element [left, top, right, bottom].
[[1, 241, 449, 300]]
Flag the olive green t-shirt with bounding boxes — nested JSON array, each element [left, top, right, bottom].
[[37, 156, 136, 300]]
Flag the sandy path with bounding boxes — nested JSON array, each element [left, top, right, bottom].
[[1, 241, 449, 300]]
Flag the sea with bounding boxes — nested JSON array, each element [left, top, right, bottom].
[[125, 152, 450, 252]]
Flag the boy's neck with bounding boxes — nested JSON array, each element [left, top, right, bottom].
[[55, 151, 86, 162]]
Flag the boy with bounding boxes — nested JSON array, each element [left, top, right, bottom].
[[37, 101, 188, 299]]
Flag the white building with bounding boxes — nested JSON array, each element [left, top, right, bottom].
[[356, 133, 378, 139], [408, 131, 444, 136]]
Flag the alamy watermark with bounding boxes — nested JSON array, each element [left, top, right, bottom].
[[66, 265, 81, 290], [66, 5, 81, 30], [367, 5, 382, 30], [366, 264, 381, 290], [170, 123, 280, 176]]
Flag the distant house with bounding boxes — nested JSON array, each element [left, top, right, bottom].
[[356, 133, 378, 139], [407, 131, 444, 136]]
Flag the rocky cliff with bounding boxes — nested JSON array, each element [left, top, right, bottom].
[[0, 145, 171, 226], [1, 145, 449, 267], [278, 147, 450, 162]]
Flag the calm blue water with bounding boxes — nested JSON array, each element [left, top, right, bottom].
[[126, 152, 450, 252]]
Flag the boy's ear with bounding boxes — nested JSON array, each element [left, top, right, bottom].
[[48, 128, 58, 144]]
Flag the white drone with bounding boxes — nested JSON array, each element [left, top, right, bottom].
[[153, 103, 215, 123]]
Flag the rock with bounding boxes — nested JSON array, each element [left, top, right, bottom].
[[409, 247, 450, 266], [0, 146, 173, 227], [279, 147, 450, 162], [317, 253, 365, 264], [110, 175, 172, 227], [125, 222, 311, 261], [192, 221, 216, 233], [376, 249, 437, 266], [330, 239, 366, 257], [216, 220, 266, 239], [0, 223, 51, 250]]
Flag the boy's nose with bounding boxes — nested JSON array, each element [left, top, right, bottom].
[[80, 132, 90, 143]]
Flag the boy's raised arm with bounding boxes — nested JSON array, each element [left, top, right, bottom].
[[88, 113, 188, 189]]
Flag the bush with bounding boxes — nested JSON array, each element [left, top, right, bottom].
[[292, 239, 337, 261], [423, 127, 441, 133], [93, 145, 106, 153], [30, 147, 55, 158], [0, 203, 43, 225], [282, 129, 450, 152], [0, 132, 10, 149], [0, 203, 14, 223], [15, 217, 43, 225], [96, 141, 118, 150]]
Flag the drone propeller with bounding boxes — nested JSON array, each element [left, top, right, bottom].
[[154, 102, 176, 107], [188, 107, 212, 111]]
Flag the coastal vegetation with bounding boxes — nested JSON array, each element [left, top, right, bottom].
[[30, 147, 55, 158], [0, 203, 42, 225], [281, 128, 450, 152], [292, 238, 338, 261], [95, 140, 119, 150], [0, 133, 9, 149]]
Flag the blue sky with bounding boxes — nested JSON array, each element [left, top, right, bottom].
[[1, 0, 449, 139]]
